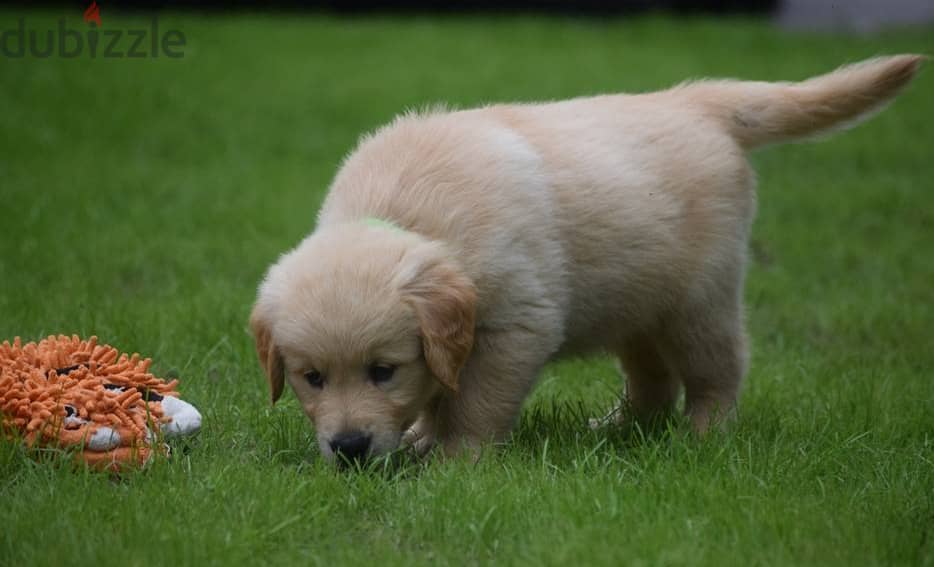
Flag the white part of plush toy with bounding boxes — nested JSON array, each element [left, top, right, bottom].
[[87, 426, 121, 451], [160, 396, 201, 437]]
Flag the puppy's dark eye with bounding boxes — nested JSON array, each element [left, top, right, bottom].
[[368, 364, 395, 384], [304, 370, 324, 388]]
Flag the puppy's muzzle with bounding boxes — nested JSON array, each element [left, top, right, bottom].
[[329, 431, 371, 462]]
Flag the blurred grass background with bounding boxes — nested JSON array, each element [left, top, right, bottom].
[[1, 9, 933, 566]]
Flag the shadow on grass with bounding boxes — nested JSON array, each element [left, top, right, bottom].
[[510, 399, 701, 464], [278, 398, 713, 481]]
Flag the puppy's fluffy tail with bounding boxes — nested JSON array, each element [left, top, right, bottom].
[[686, 54, 924, 150]]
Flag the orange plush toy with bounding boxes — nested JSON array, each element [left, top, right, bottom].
[[0, 335, 201, 471]]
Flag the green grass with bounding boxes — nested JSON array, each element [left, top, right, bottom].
[[2, 9, 933, 566]]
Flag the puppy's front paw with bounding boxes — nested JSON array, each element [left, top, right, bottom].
[[440, 435, 485, 463], [589, 401, 627, 430], [401, 418, 436, 457]]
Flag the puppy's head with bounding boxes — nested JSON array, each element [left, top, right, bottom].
[[250, 223, 475, 463]]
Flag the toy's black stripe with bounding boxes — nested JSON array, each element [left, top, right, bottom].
[[48, 367, 166, 402], [52, 364, 82, 376], [101, 384, 165, 401], [140, 390, 164, 402]]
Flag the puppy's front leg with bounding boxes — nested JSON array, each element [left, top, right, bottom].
[[434, 333, 547, 458]]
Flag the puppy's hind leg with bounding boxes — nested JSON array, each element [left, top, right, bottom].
[[662, 304, 748, 434], [592, 335, 680, 430], [621, 335, 682, 427]]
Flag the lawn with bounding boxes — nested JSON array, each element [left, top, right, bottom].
[[1, 8, 933, 566]]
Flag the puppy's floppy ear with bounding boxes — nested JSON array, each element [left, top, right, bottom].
[[249, 306, 285, 404], [403, 257, 477, 391]]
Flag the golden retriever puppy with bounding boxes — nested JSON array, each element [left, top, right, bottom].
[[251, 55, 922, 463]]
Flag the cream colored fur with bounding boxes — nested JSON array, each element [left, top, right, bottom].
[[251, 55, 923, 462]]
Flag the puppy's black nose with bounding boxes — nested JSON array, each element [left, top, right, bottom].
[[329, 431, 371, 462]]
